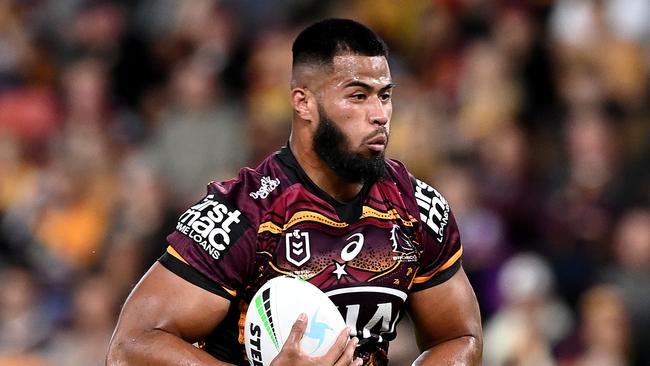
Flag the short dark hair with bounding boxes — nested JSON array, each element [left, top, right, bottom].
[[292, 18, 388, 68]]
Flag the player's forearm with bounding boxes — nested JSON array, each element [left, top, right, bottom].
[[106, 328, 235, 366], [411, 335, 482, 366]]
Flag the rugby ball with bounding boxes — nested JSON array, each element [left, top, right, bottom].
[[244, 276, 347, 366]]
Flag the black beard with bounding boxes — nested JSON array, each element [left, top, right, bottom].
[[313, 108, 387, 184]]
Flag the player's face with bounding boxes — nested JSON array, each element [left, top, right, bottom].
[[313, 55, 394, 183]]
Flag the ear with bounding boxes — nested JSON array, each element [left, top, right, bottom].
[[292, 88, 315, 122]]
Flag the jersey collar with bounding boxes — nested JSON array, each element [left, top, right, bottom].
[[275, 144, 373, 223]]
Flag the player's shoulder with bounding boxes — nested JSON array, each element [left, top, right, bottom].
[[383, 158, 451, 236], [383, 158, 439, 196], [206, 152, 293, 223], [383, 158, 413, 188], [383, 158, 446, 198]]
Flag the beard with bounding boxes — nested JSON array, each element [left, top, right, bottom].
[[313, 105, 387, 184]]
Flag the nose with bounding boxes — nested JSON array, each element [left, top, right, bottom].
[[369, 96, 389, 126]]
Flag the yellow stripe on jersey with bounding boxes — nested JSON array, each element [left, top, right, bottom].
[[268, 261, 294, 275], [166, 246, 237, 298], [286, 211, 349, 229], [361, 207, 416, 227], [167, 245, 189, 264], [412, 246, 463, 284], [258, 221, 283, 234], [238, 301, 249, 345], [258, 210, 348, 234], [258, 207, 416, 234], [223, 287, 237, 298], [367, 261, 401, 282]]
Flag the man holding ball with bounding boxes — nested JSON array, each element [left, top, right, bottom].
[[107, 18, 482, 366]]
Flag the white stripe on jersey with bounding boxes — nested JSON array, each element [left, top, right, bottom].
[[325, 286, 407, 301]]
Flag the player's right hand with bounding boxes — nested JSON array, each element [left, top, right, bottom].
[[270, 313, 362, 366]]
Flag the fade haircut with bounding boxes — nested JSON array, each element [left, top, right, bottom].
[[292, 18, 388, 69]]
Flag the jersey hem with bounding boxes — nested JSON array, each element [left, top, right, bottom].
[[158, 252, 235, 300], [410, 260, 462, 292]]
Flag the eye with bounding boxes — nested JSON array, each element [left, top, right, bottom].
[[379, 92, 392, 102], [350, 93, 367, 101]]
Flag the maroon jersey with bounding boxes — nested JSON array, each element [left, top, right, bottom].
[[160, 146, 463, 366]]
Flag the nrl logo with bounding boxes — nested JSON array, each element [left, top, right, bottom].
[[250, 176, 280, 199], [285, 229, 311, 267]]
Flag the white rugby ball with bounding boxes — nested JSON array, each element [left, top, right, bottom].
[[244, 276, 346, 366]]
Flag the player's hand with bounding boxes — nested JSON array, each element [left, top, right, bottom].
[[270, 313, 362, 366]]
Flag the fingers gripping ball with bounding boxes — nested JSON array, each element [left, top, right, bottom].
[[244, 276, 347, 366]]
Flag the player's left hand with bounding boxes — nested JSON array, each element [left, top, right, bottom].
[[270, 313, 362, 366]]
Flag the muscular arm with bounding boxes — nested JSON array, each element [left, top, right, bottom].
[[106, 262, 233, 366], [407, 267, 482, 366]]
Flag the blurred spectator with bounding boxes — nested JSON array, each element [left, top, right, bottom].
[[457, 40, 520, 145], [43, 275, 117, 366], [100, 156, 177, 296], [550, 0, 650, 48], [0, 266, 51, 358], [140, 56, 248, 207], [244, 29, 293, 162], [542, 107, 626, 305], [0, 88, 59, 158], [483, 253, 573, 366], [605, 209, 650, 366], [387, 74, 451, 179], [559, 285, 630, 366], [0, 133, 39, 266], [435, 162, 508, 317], [477, 124, 541, 249], [3, 57, 121, 276]]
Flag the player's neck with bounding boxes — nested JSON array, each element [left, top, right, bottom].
[[289, 140, 364, 203]]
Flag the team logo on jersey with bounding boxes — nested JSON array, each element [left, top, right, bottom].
[[390, 225, 417, 262], [413, 179, 450, 243], [250, 176, 280, 199], [285, 229, 311, 266], [175, 194, 245, 260]]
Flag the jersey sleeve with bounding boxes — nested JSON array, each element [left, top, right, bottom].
[[159, 183, 256, 300], [410, 176, 463, 291]]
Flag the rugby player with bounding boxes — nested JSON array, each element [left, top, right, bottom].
[[106, 18, 482, 366]]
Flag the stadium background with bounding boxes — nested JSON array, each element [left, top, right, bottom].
[[1, 0, 649, 365]]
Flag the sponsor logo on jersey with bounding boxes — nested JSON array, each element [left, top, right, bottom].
[[413, 179, 450, 243], [331, 233, 365, 280], [341, 233, 364, 261], [285, 229, 311, 266], [175, 194, 243, 259], [250, 176, 280, 199], [390, 225, 417, 262]]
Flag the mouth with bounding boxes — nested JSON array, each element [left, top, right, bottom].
[[365, 133, 387, 152]]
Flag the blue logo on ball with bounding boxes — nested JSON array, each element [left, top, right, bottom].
[[304, 308, 334, 351]]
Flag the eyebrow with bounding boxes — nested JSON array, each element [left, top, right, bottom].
[[343, 80, 397, 92]]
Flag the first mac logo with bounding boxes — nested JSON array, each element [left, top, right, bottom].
[[176, 194, 242, 259]]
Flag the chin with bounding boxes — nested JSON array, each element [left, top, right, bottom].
[[363, 148, 385, 159]]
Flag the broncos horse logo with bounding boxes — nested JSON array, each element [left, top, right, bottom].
[[390, 225, 416, 255]]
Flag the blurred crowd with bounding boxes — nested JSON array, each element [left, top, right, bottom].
[[1, 0, 649, 365]]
